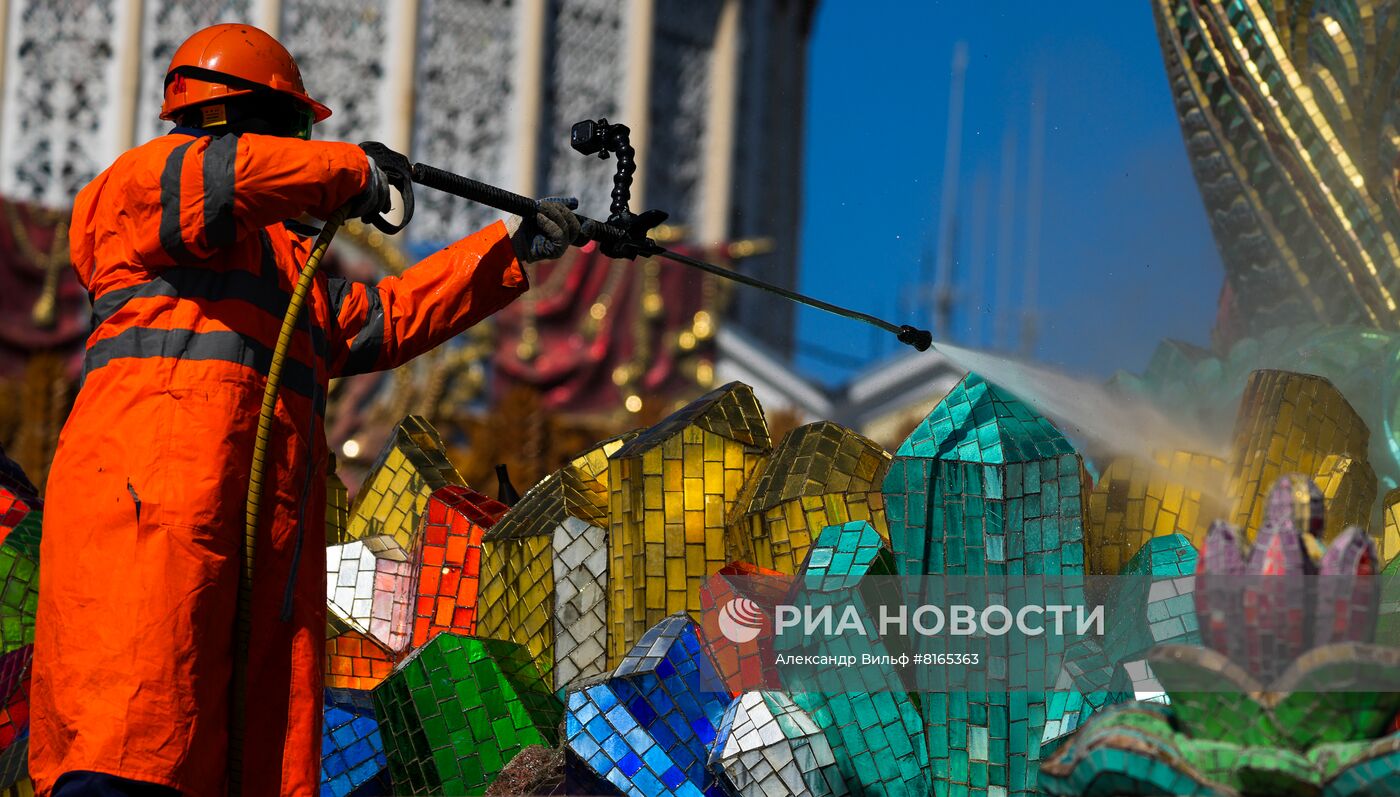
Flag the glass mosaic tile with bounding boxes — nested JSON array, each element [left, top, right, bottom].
[[782, 521, 928, 796], [374, 634, 561, 795], [320, 687, 390, 797], [327, 536, 414, 655], [735, 421, 891, 574], [477, 434, 628, 693], [0, 548, 36, 656], [326, 629, 395, 691], [607, 383, 771, 665], [885, 372, 1086, 796], [1085, 450, 1225, 574], [564, 614, 732, 797], [408, 485, 509, 649], [709, 691, 848, 796], [1227, 371, 1372, 544], [346, 416, 467, 555], [327, 470, 351, 546]]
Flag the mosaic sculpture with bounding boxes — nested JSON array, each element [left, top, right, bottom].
[[321, 687, 390, 797], [1042, 533, 1200, 753], [697, 560, 787, 693], [1085, 450, 1224, 573], [1227, 371, 1373, 543], [0, 478, 41, 561], [0, 456, 40, 660], [732, 420, 890, 573], [779, 520, 929, 796], [326, 470, 350, 545], [564, 613, 731, 797], [1094, 368, 1381, 573], [476, 435, 631, 692], [344, 415, 466, 554], [884, 371, 1086, 797], [1113, 327, 1400, 507], [607, 382, 771, 664], [0, 452, 38, 794], [1152, 0, 1400, 339], [326, 537, 414, 654], [374, 634, 561, 795], [709, 691, 847, 797], [0, 547, 35, 657], [271, 370, 1394, 794], [408, 485, 509, 648], [325, 630, 395, 692], [1040, 475, 1400, 796]]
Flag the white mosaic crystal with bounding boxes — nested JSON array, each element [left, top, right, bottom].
[[711, 692, 848, 797], [554, 514, 609, 691], [326, 536, 413, 654]]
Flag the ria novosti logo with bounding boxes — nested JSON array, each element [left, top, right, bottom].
[[716, 597, 765, 643]]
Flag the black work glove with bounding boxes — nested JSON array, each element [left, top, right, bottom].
[[354, 142, 415, 234], [511, 197, 582, 263]]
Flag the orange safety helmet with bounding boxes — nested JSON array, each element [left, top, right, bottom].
[[160, 23, 331, 123]]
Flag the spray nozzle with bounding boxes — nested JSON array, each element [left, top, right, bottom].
[[897, 325, 934, 352]]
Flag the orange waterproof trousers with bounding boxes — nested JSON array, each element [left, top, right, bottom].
[[30, 130, 526, 795]]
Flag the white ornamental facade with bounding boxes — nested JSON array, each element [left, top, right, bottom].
[[0, 0, 814, 352]]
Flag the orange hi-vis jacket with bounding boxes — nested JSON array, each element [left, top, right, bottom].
[[30, 130, 527, 795]]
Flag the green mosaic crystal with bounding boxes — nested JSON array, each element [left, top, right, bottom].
[[0, 545, 36, 655], [782, 520, 928, 796], [884, 372, 1087, 797], [373, 633, 562, 795]]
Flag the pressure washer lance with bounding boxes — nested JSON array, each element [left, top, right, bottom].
[[403, 121, 932, 352], [409, 164, 932, 352]]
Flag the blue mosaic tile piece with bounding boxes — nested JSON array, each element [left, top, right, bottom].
[[320, 687, 390, 797], [566, 614, 733, 797]]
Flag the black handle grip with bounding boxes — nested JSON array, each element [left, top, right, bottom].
[[411, 163, 539, 217], [411, 162, 633, 248]]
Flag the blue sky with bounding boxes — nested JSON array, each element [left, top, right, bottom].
[[795, 2, 1224, 383]]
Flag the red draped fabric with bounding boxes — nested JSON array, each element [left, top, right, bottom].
[[0, 199, 87, 378], [492, 242, 723, 413]]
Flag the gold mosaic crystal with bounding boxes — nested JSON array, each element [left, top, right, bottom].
[[1085, 450, 1226, 574], [1227, 370, 1372, 543], [1382, 487, 1400, 564], [1312, 453, 1376, 543], [1089, 369, 1381, 574], [476, 434, 633, 691], [732, 421, 891, 573], [326, 470, 350, 546], [344, 415, 465, 556], [607, 382, 771, 664]]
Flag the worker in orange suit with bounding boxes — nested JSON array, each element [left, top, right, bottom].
[[29, 23, 579, 797]]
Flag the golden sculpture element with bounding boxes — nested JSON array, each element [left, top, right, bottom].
[[1086, 369, 1381, 573], [732, 421, 891, 574], [1382, 487, 1400, 565], [1085, 450, 1227, 574], [1152, 0, 1400, 332], [1227, 370, 1371, 543], [476, 433, 633, 691], [1312, 453, 1376, 542], [606, 382, 771, 664], [344, 415, 465, 557], [326, 470, 350, 546]]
